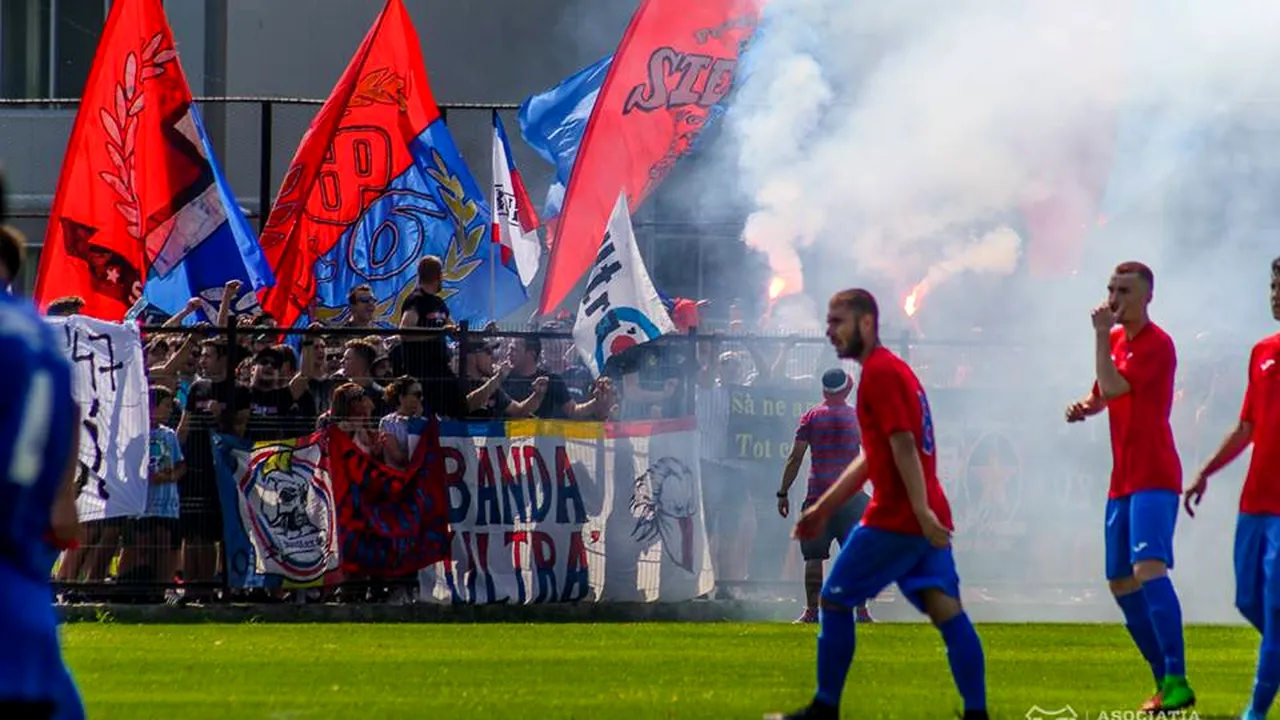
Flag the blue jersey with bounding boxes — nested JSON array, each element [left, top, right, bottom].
[[0, 293, 77, 582]]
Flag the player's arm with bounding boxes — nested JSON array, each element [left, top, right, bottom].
[[49, 405, 82, 547], [1094, 330, 1131, 399], [779, 440, 809, 498], [1065, 385, 1106, 422], [1199, 420, 1253, 481]]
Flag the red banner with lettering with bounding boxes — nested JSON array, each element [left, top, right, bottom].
[[538, 0, 763, 314]]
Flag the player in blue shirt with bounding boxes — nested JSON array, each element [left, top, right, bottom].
[[0, 201, 86, 720]]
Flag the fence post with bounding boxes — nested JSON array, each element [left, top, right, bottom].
[[220, 318, 239, 601], [455, 319, 470, 392], [258, 100, 274, 232]]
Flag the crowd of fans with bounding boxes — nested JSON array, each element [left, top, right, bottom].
[[30, 249, 1250, 606], [44, 256, 752, 603]]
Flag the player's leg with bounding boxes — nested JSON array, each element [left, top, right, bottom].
[[838, 493, 874, 623], [797, 505, 834, 623], [899, 548, 988, 719], [764, 527, 921, 720], [1240, 515, 1280, 720], [1105, 495, 1166, 698], [0, 568, 85, 720], [1235, 513, 1267, 632], [1129, 489, 1194, 711]]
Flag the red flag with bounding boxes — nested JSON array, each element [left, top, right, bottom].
[[538, 0, 763, 314], [328, 419, 450, 576], [35, 0, 196, 319], [258, 0, 445, 328]]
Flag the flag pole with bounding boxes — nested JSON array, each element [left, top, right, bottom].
[[489, 228, 497, 323]]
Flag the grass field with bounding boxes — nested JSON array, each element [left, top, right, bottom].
[[63, 622, 1258, 719]]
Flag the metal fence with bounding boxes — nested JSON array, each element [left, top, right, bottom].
[[49, 319, 1247, 607]]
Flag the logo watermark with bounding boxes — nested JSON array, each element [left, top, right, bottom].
[[1026, 706, 1200, 720]]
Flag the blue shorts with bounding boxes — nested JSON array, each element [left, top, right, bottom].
[[821, 525, 961, 613], [1104, 490, 1178, 580], [1235, 513, 1280, 618], [0, 564, 84, 719]]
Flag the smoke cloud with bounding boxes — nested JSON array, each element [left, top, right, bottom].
[[725, 0, 1280, 622]]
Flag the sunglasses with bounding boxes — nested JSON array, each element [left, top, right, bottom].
[[355, 296, 376, 305], [407, 390, 423, 398]]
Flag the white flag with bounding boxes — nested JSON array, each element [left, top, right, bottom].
[[572, 193, 675, 376], [492, 112, 542, 287], [45, 315, 150, 521]]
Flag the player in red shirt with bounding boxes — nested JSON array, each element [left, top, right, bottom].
[[1065, 261, 1194, 713], [1183, 256, 1280, 720], [766, 289, 987, 720]]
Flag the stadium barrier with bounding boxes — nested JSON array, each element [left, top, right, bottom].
[[47, 320, 1242, 607]]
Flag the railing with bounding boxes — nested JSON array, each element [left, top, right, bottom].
[[0, 96, 521, 234], [49, 321, 1244, 606]]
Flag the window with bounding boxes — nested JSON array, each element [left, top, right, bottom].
[[0, 0, 110, 99]]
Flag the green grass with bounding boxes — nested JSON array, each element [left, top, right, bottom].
[[63, 622, 1258, 719]]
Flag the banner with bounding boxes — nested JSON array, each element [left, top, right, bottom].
[[34, 0, 271, 320], [45, 316, 149, 521], [258, 0, 523, 330], [572, 194, 675, 376], [421, 418, 714, 604], [539, 0, 762, 313], [329, 422, 450, 577], [723, 385, 814, 461], [213, 431, 342, 588], [212, 425, 450, 588]]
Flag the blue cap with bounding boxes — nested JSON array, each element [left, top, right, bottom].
[[822, 368, 850, 394]]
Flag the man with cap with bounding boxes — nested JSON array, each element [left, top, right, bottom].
[[778, 368, 874, 624]]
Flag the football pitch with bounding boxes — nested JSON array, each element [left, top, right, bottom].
[[63, 621, 1257, 719]]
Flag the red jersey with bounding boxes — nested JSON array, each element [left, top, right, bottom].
[[1240, 333, 1280, 515], [1095, 323, 1182, 498], [856, 346, 954, 534]]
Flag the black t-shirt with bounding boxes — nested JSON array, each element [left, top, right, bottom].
[[241, 384, 311, 441], [504, 367, 573, 419], [609, 342, 693, 419], [561, 363, 594, 404], [181, 377, 236, 512], [398, 289, 452, 379], [311, 377, 387, 418], [466, 377, 513, 419]]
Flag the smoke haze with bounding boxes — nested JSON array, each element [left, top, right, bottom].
[[726, 0, 1280, 621]]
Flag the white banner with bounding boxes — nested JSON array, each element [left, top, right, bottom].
[[572, 193, 675, 376], [46, 316, 149, 521], [420, 418, 714, 604]]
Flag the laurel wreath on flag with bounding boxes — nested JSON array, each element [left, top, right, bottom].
[[425, 148, 486, 301], [97, 33, 178, 239], [348, 68, 408, 113]]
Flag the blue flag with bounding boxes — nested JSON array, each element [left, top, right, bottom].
[[141, 103, 275, 320], [518, 56, 612, 221]]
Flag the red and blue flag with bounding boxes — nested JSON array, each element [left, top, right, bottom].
[[258, 0, 523, 329]]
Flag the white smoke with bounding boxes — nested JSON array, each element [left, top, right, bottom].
[[726, 0, 1280, 623], [912, 227, 1023, 303], [731, 0, 1280, 299]]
